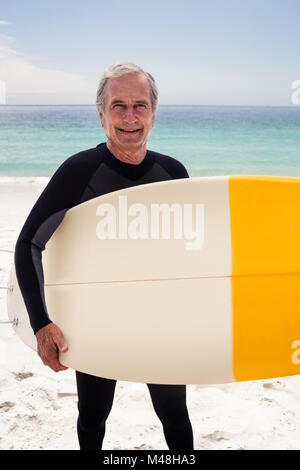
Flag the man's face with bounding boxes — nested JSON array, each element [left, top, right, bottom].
[[98, 73, 156, 153]]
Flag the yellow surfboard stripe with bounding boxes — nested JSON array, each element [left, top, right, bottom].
[[229, 176, 300, 381]]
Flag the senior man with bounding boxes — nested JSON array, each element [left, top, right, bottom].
[[15, 62, 194, 451]]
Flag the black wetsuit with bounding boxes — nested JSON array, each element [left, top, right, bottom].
[[14, 142, 194, 450]]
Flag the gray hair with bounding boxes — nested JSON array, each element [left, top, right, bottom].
[[95, 61, 158, 112]]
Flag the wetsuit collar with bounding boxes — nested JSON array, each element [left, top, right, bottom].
[[96, 142, 155, 180]]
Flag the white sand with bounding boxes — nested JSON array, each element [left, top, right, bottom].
[[1, 176, 300, 450]]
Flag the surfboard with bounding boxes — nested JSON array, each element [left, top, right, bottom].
[[7, 175, 300, 384]]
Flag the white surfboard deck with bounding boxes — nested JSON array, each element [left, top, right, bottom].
[[7, 264, 37, 351], [7, 175, 300, 384]]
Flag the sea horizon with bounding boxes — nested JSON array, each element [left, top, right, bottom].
[[0, 103, 298, 107], [1, 104, 300, 178]]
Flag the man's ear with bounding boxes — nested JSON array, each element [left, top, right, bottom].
[[98, 108, 104, 128], [151, 111, 156, 128]]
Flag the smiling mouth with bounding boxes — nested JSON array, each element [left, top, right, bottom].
[[118, 128, 141, 134]]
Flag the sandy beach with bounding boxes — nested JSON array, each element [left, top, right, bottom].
[[1, 176, 300, 450]]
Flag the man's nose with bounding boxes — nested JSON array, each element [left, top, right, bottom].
[[123, 106, 137, 122]]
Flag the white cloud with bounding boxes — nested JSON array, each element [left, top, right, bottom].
[[0, 20, 10, 25], [0, 33, 94, 95]]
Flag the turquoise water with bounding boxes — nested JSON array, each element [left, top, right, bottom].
[[0, 105, 300, 177]]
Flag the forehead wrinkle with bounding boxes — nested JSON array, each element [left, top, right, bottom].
[[105, 76, 152, 103], [110, 97, 151, 105]]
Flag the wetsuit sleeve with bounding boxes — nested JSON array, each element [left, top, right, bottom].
[[14, 156, 85, 334]]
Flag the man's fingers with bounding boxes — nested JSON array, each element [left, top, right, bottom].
[[50, 345, 68, 372], [52, 334, 69, 370], [35, 323, 68, 372], [53, 332, 68, 352], [56, 340, 68, 352], [43, 356, 68, 372], [40, 342, 68, 372]]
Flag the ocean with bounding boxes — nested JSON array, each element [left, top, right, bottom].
[[0, 105, 300, 177]]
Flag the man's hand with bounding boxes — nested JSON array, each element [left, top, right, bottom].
[[35, 323, 68, 372]]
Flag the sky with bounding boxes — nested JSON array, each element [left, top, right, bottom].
[[0, 0, 299, 105]]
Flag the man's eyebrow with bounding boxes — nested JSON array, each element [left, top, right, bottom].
[[110, 99, 150, 105], [111, 99, 126, 105]]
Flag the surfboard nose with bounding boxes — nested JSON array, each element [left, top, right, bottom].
[[229, 175, 300, 381]]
